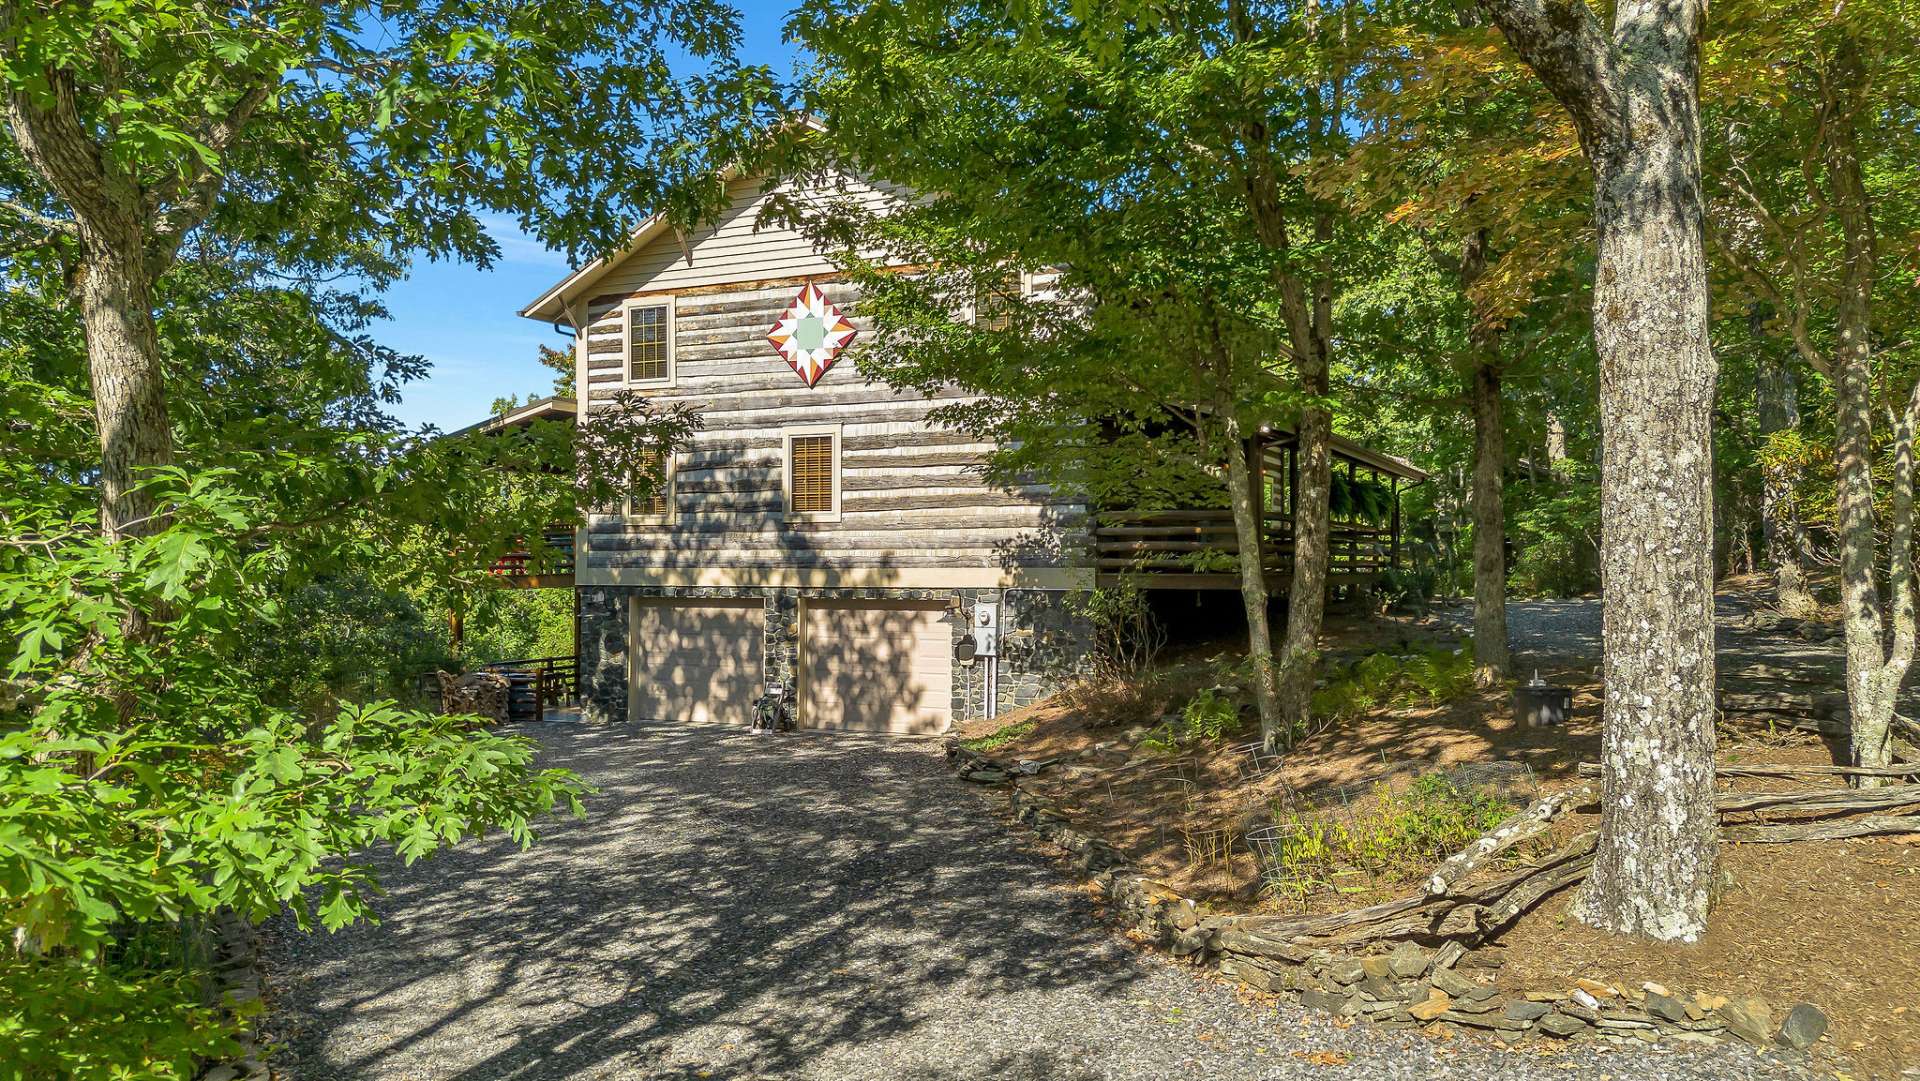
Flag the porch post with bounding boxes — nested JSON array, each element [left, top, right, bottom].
[[1390, 476, 1402, 570]]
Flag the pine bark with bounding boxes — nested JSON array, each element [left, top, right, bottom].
[[1480, 0, 1719, 940]]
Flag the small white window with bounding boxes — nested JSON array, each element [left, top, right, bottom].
[[624, 299, 673, 385], [783, 426, 841, 520], [624, 449, 675, 521]]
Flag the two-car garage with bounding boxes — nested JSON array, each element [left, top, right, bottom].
[[627, 596, 954, 735]]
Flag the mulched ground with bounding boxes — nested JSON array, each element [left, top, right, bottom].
[[958, 589, 1919, 1079], [261, 721, 1809, 1081]]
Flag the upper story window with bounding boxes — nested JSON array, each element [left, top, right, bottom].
[[625, 449, 674, 521], [784, 426, 840, 520], [624, 300, 673, 384], [972, 269, 1025, 331]]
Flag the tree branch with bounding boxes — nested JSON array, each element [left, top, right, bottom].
[[0, 196, 77, 238], [1474, 0, 1622, 149], [147, 79, 276, 272]]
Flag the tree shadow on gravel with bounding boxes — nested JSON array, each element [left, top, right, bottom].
[[265, 722, 1147, 1080]]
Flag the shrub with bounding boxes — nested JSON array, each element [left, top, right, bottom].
[[1309, 642, 1477, 726], [1255, 774, 1515, 908]]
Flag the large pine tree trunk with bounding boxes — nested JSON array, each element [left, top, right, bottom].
[[1569, 83, 1720, 943]]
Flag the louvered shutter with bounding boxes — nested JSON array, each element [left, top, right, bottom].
[[790, 435, 835, 513]]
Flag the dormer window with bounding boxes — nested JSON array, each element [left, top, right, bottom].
[[624, 299, 673, 384]]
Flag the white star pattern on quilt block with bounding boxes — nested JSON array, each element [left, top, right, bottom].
[[766, 282, 857, 388]]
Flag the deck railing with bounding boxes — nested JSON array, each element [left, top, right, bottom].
[[1092, 509, 1395, 583], [487, 527, 576, 580], [477, 655, 579, 723]]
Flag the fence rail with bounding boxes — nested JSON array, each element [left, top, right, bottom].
[[1091, 509, 1395, 583]]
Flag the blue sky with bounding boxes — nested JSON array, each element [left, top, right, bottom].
[[379, 3, 798, 432]]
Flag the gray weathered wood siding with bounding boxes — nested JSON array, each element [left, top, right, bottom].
[[577, 274, 1086, 579]]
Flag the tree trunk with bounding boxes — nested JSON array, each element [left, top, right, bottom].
[[1567, 74, 1720, 943], [1274, 396, 1333, 746], [1469, 361, 1511, 685], [1221, 415, 1285, 747], [1825, 57, 1911, 786], [1457, 231, 1510, 686], [1545, 410, 1569, 478], [76, 243, 174, 542], [1755, 350, 1815, 615], [1480, 0, 1719, 940]]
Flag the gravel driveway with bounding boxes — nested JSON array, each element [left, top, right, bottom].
[[264, 721, 1811, 1081]]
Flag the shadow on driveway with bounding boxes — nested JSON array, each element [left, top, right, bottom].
[[267, 722, 1142, 1079]]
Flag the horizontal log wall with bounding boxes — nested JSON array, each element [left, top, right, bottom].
[[576, 200, 1082, 575]]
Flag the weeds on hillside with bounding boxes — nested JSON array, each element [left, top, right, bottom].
[[959, 718, 1037, 753], [1251, 774, 1515, 909], [1309, 641, 1478, 726]]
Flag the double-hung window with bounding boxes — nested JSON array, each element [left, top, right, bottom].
[[624, 300, 673, 385], [625, 448, 674, 521]]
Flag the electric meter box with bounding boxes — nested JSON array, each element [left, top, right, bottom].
[[974, 601, 1001, 657]]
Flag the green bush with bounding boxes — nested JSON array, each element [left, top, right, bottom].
[[1309, 642, 1476, 725], [1258, 774, 1515, 907]]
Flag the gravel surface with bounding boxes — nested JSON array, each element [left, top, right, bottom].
[[1464, 594, 1849, 684], [265, 720, 1813, 1081]]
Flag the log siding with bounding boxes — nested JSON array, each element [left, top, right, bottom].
[[571, 181, 1086, 587]]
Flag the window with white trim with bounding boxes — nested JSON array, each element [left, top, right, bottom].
[[625, 449, 674, 520], [624, 301, 672, 384], [972, 269, 1025, 331], [784, 427, 840, 519]]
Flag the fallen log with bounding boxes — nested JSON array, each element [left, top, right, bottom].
[[1723, 814, 1920, 844], [1424, 785, 1593, 897], [1578, 760, 1920, 780], [1717, 783, 1920, 814]]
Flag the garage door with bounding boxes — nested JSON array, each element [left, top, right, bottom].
[[801, 600, 953, 735], [629, 598, 764, 725]]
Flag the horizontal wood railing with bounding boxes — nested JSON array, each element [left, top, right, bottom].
[[1092, 509, 1394, 581], [478, 655, 579, 723], [487, 527, 576, 580]]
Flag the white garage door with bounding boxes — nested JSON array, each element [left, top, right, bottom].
[[629, 598, 764, 725], [802, 600, 953, 735]]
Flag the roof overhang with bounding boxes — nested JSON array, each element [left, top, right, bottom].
[[1259, 424, 1429, 483], [444, 396, 578, 440], [518, 117, 830, 325]]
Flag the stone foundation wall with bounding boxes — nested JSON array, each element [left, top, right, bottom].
[[574, 585, 1092, 726]]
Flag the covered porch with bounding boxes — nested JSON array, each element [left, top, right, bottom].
[[1091, 428, 1426, 591]]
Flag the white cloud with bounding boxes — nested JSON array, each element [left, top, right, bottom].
[[478, 213, 571, 268]]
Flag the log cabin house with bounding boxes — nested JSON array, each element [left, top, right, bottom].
[[512, 166, 1425, 736]]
